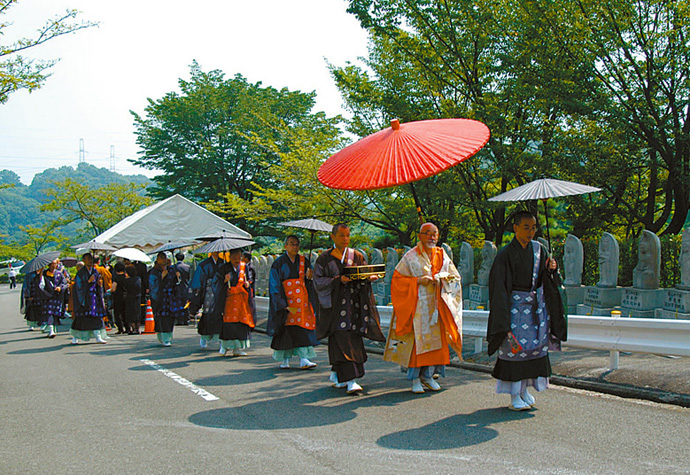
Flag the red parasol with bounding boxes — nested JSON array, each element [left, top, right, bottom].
[[318, 118, 490, 190]]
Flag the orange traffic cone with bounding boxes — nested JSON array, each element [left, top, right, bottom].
[[142, 299, 155, 334]]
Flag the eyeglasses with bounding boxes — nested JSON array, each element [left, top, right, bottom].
[[420, 232, 439, 238]]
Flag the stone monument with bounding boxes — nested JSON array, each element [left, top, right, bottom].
[[383, 247, 399, 305], [621, 230, 663, 317], [258, 256, 268, 296], [563, 234, 585, 313], [537, 237, 550, 254], [658, 227, 690, 319], [370, 248, 385, 305], [469, 241, 496, 309], [578, 232, 623, 315], [441, 243, 453, 262], [458, 241, 474, 303]]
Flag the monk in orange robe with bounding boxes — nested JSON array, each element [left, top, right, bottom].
[[220, 248, 255, 356], [385, 223, 463, 393]]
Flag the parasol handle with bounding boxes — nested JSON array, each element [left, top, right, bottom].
[[409, 182, 425, 224]]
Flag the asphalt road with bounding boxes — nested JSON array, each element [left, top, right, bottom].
[[1, 286, 689, 475]]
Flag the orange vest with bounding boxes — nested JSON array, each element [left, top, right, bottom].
[[223, 262, 255, 328], [282, 255, 316, 331]]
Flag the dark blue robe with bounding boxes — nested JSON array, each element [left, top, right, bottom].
[[268, 252, 318, 350], [71, 265, 106, 332], [189, 256, 226, 336], [149, 265, 185, 333]]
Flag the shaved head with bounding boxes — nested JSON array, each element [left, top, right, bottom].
[[419, 222, 439, 250], [420, 222, 438, 234]]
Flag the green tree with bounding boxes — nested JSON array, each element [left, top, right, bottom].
[[40, 179, 152, 238], [205, 111, 421, 244], [335, 0, 576, 245], [516, 0, 690, 235], [19, 221, 66, 256], [0, 0, 96, 103], [130, 62, 319, 206]]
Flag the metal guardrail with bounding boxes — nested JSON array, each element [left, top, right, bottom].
[[255, 297, 690, 369]]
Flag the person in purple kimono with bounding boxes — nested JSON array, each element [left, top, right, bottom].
[[38, 259, 67, 338], [70, 253, 107, 344]]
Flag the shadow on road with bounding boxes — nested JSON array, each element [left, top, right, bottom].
[[187, 385, 414, 430], [376, 407, 535, 450]]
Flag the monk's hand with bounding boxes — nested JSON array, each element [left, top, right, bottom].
[[287, 306, 298, 314], [162, 269, 168, 279], [306, 269, 313, 280], [418, 275, 434, 286], [368, 274, 379, 282], [224, 274, 230, 283], [89, 275, 96, 283], [340, 275, 351, 284]]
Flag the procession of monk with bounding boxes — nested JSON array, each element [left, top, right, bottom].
[[20, 214, 565, 410]]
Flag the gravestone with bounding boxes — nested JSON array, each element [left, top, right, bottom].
[[621, 230, 663, 317], [563, 234, 585, 313], [469, 241, 496, 310], [657, 227, 690, 319], [258, 256, 268, 296], [370, 248, 385, 305], [441, 243, 453, 262], [384, 247, 399, 305], [577, 232, 623, 316], [458, 241, 474, 304]]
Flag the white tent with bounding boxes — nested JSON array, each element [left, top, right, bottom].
[[94, 194, 251, 251]]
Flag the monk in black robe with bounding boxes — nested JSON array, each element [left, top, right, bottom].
[[189, 252, 226, 349], [314, 223, 385, 394], [268, 235, 319, 369], [487, 211, 567, 410]]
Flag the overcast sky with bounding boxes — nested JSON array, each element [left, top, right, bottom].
[[0, 0, 370, 185]]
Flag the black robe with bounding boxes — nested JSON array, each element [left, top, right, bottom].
[[268, 252, 318, 350], [487, 238, 567, 381], [314, 248, 384, 382], [71, 265, 106, 332], [189, 256, 226, 336], [219, 262, 253, 342]]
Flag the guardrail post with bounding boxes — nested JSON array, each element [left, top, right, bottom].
[[474, 337, 483, 354], [609, 310, 621, 370], [609, 350, 620, 370]]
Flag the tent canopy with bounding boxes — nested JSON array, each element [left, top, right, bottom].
[[94, 194, 251, 251]]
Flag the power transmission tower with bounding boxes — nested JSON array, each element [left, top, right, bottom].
[[79, 138, 85, 163]]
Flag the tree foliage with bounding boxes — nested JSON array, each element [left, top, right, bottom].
[[40, 178, 152, 238], [0, 0, 96, 103], [334, 0, 690, 247], [517, 0, 690, 236], [130, 62, 319, 206]]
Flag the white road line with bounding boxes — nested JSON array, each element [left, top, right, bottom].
[[140, 358, 219, 402]]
